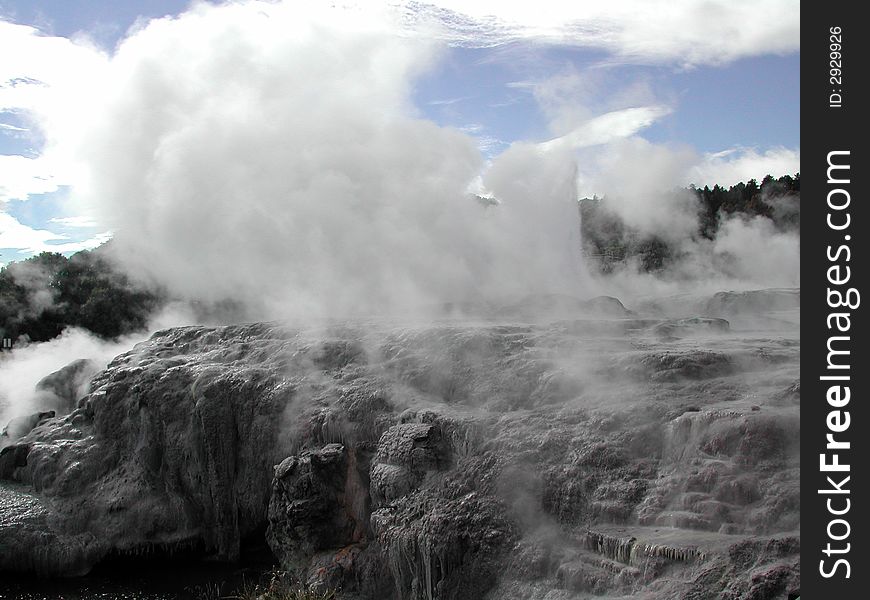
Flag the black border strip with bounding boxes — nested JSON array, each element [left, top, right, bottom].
[[802, 3, 867, 596]]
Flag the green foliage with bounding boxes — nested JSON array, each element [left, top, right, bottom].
[[0, 244, 164, 343], [697, 173, 800, 239], [223, 570, 338, 600], [187, 581, 226, 600]]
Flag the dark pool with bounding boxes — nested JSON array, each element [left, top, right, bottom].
[[0, 545, 277, 599]]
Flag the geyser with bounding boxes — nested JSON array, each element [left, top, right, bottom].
[[47, 1, 589, 321]]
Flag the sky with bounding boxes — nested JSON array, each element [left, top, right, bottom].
[[0, 0, 800, 268]]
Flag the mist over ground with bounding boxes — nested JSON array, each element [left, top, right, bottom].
[[1, 1, 799, 425]]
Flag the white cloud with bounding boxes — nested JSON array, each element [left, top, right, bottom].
[[0, 1, 799, 207], [400, 0, 799, 66], [539, 105, 672, 150], [0, 20, 108, 203], [0, 0, 799, 306], [51, 231, 113, 253], [0, 20, 108, 115], [48, 215, 99, 228], [0, 211, 110, 255], [0, 122, 29, 133], [576, 141, 800, 203], [689, 147, 800, 187], [0, 211, 65, 250], [0, 154, 74, 203]]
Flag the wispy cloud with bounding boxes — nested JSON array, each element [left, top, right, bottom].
[[475, 135, 508, 157], [0, 122, 29, 133], [399, 0, 799, 66], [505, 80, 535, 90], [689, 146, 801, 187], [427, 95, 472, 106], [539, 105, 672, 150], [0, 1, 799, 208], [458, 123, 484, 134], [48, 215, 99, 228], [457, 124, 508, 156], [487, 97, 523, 109], [0, 211, 110, 255]]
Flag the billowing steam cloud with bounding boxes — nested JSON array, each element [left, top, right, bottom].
[[48, 2, 587, 319], [0, 1, 800, 438], [578, 137, 700, 241], [572, 136, 799, 298], [6, 0, 799, 318]]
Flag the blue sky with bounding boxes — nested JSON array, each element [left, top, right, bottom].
[[414, 46, 799, 154], [0, 1, 800, 267]]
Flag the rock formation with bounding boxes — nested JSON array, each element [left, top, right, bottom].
[[34, 358, 101, 415], [0, 290, 800, 599]]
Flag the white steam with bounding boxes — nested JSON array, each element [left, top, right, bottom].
[[578, 137, 700, 241], [574, 136, 799, 298], [0, 328, 136, 428], [45, 2, 588, 319], [710, 216, 799, 285], [0, 302, 201, 427]]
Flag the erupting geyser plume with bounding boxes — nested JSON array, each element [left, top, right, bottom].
[[41, 2, 588, 321]]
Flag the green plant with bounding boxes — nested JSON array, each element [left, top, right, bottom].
[[226, 569, 338, 600], [187, 581, 225, 600]]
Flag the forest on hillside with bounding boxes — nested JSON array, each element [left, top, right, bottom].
[[0, 244, 164, 344]]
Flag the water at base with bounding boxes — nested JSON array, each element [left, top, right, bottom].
[[0, 545, 277, 599]]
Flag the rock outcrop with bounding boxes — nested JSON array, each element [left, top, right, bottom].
[[1, 323, 300, 575], [34, 358, 101, 415], [0, 293, 800, 599], [0, 410, 55, 450]]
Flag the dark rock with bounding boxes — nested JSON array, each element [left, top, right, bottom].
[[499, 294, 632, 320], [0, 443, 32, 479], [266, 444, 371, 572], [34, 359, 100, 414], [651, 317, 730, 339], [370, 423, 449, 507], [704, 288, 800, 317], [0, 297, 800, 598], [582, 295, 633, 317], [373, 491, 517, 600], [0, 324, 301, 575], [772, 379, 800, 406], [617, 350, 735, 382], [1, 410, 55, 448]]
